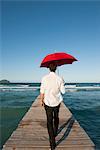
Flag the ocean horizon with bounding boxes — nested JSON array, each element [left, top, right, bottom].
[[0, 82, 100, 149]]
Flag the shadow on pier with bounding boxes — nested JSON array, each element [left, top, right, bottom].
[[56, 115, 75, 146]]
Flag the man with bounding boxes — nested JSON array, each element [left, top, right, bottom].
[[40, 62, 65, 150]]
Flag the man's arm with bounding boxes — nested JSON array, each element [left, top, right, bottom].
[[40, 78, 45, 106]]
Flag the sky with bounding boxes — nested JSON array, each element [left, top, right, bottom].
[[1, 0, 100, 82]]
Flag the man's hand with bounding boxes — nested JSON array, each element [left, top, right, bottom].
[[61, 77, 65, 85], [41, 100, 44, 106], [40, 93, 44, 106]]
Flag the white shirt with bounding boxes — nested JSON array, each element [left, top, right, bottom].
[[40, 72, 65, 107]]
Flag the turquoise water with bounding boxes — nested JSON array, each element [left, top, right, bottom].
[[0, 83, 100, 149], [64, 90, 100, 150], [0, 89, 39, 149]]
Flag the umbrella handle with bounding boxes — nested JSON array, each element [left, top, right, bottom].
[[57, 68, 65, 85], [57, 67, 59, 75]]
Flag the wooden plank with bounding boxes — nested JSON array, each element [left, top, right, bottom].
[[5, 148, 94, 150], [3, 95, 95, 150]]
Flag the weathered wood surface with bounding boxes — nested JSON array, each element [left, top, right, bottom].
[[3, 96, 95, 150]]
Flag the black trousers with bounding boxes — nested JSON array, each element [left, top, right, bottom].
[[44, 103, 60, 149]]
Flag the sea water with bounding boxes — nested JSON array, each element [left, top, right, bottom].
[[0, 83, 100, 149]]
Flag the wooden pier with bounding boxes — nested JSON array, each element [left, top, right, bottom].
[[3, 96, 95, 150]]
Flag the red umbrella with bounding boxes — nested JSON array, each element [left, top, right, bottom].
[[40, 52, 77, 67]]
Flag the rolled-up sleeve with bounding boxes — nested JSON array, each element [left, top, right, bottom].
[[40, 78, 45, 94], [60, 79, 65, 94]]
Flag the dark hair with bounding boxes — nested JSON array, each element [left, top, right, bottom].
[[49, 62, 57, 72]]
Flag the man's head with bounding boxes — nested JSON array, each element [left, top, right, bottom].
[[48, 62, 57, 72]]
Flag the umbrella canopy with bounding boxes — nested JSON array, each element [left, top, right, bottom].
[[40, 52, 77, 67]]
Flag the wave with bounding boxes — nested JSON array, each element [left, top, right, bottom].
[[65, 85, 100, 92], [65, 85, 100, 89], [0, 86, 40, 92], [0, 86, 39, 89], [0, 84, 100, 92]]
